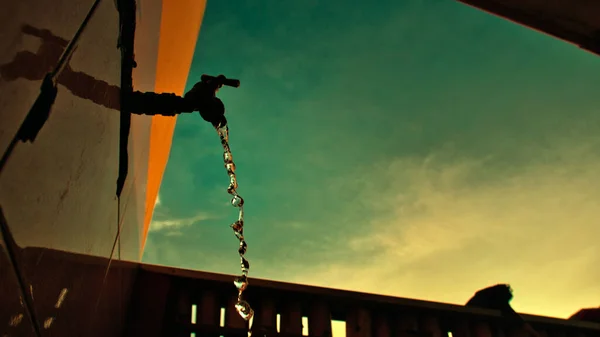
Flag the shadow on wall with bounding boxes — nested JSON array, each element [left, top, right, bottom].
[[0, 24, 121, 110]]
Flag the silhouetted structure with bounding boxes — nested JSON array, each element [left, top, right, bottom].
[[457, 0, 600, 56], [1, 237, 599, 337], [466, 284, 541, 337], [466, 284, 522, 321], [571, 308, 600, 324]]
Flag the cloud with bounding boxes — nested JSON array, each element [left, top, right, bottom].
[[149, 212, 211, 232], [270, 136, 600, 319]]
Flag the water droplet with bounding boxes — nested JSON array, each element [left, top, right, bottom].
[[224, 151, 233, 163], [222, 144, 231, 155], [231, 219, 243, 230], [241, 257, 250, 272], [217, 125, 229, 140], [235, 300, 254, 321], [232, 195, 244, 207], [231, 221, 244, 239], [228, 177, 238, 194], [226, 162, 236, 174], [239, 240, 248, 255], [234, 275, 248, 291]]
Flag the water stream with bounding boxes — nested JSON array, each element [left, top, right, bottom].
[[216, 124, 254, 321]]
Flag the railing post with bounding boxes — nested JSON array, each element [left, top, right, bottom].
[[449, 318, 471, 337], [280, 299, 303, 336], [198, 289, 220, 327], [420, 315, 442, 337], [347, 307, 373, 337], [308, 300, 332, 337], [396, 311, 419, 337], [175, 287, 192, 327], [122, 271, 172, 337], [252, 297, 278, 336], [373, 312, 392, 337], [472, 321, 493, 337]]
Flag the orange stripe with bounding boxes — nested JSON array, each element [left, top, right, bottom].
[[141, 0, 207, 253]]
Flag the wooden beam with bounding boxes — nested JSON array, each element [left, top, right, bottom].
[[457, 0, 600, 55]]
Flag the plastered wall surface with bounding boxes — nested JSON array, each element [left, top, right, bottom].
[[0, 0, 154, 335]]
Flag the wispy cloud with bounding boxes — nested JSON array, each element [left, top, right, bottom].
[[149, 212, 211, 232], [275, 137, 600, 318]]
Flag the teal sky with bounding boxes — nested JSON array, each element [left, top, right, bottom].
[[143, 0, 600, 319]]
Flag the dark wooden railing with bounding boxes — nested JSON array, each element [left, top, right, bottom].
[[125, 264, 600, 337], [2, 245, 597, 337]]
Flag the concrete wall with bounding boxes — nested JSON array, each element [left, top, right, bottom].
[[0, 0, 128, 258], [0, 0, 197, 334], [0, 0, 142, 335], [0, 0, 207, 332]]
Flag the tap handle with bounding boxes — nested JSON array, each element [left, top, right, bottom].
[[201, 74, 240, 88]]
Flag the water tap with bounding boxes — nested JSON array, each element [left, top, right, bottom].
[[184, 74, 240, 128]]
